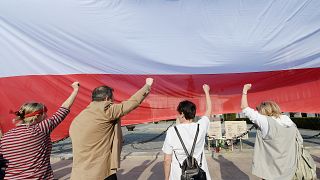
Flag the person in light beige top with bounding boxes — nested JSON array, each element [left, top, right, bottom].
[[241, 84, 298, 180], [69, 78, 153, 180]]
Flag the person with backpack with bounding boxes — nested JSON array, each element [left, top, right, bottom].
[[241, 84, 316, 180], [162, 84, 212, 180]]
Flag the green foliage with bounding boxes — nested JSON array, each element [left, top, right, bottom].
[[291, 117, 320, 130], [235, 118, 253, 124], [234, 117, 320, 130], [216, 139, 225, 148], [223, 113, 237, 121]]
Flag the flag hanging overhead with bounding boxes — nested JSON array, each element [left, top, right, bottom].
[[0, 0, 320, 141]]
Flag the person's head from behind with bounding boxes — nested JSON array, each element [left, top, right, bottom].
[[14, 102, 47, 125], [92, 86, 114, 102], [177, 100, 196, 122], [256, 101, 281, 118]]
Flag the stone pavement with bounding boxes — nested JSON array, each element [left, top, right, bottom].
[[51, 121, 320, 179]]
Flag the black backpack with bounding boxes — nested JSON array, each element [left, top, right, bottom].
[[174, 124, 207, 180]]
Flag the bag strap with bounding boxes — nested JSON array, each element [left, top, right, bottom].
[[173, 150, 182, 167], [174, 124, 199, 156], [199, 152, 203, 167], [173, 124, 202, 167], [173, 150, 203, 168], [190, 124, 200, 157]]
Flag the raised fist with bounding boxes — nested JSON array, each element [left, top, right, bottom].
[[146, 78, 154, 86], [72, 82, 80, 90], [203, 84, 210, 92], [243, 84, 252, 92]]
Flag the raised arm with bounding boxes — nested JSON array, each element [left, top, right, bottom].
[[241, 84, 251, 109], [61, 82, 80, 109], [108, 78, 153, 120], [241, 84, 269, 137], [39, 82, 80, 134], [203, 84, 212, 117]]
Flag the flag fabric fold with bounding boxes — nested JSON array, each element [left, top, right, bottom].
[[1, 0, 320, 141]]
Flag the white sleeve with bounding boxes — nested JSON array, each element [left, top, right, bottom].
[[242, 107, 269, 138], [281, 115, 295, 127], [198, 116, 210, 132], [162, 127, 173, 154]]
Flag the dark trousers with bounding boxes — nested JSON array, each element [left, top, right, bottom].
[[105, 173, 117, 180]]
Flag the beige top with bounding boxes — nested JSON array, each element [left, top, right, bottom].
[[252, 116, 297, 180], [69, 85, 150, 180]]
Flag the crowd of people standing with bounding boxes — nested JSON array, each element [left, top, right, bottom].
[[0, 79, 317, 180]]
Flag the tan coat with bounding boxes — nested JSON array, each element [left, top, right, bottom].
[[69, 85, 150, 180]]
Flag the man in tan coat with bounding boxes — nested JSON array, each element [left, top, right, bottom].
[[69, 78, 153, 180]]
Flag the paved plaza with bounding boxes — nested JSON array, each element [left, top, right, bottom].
[[51, 121, 320, 179]]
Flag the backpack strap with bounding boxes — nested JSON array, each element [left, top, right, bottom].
[[190, 124, 200, 157], [173, 124, 200, 166], [173, 151, 204, 168], [173, 150, 182, 168], [199, 151, 203, 167]]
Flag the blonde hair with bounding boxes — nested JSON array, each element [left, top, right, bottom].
[[256, 101, 281, 118], [14, 102, 46, 124]]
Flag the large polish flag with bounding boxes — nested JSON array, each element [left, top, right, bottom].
[[1, 0, 320, 141]]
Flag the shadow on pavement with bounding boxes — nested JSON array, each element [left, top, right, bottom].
[[118, 152, 161, 180], [214, 155, 250, 180], [52, 160, 72, 179], [148, 162, 163, 180]]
